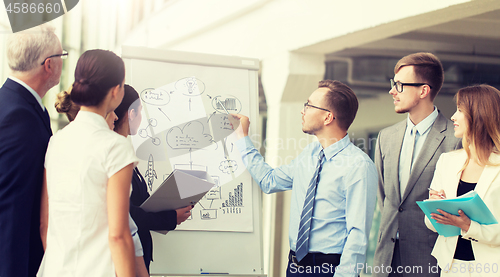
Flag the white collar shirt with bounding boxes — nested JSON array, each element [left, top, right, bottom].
[[40, 111, 139, 277], [9, 76, 45, 111]]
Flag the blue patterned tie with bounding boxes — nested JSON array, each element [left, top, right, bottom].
[[295, 149, 325, 262]]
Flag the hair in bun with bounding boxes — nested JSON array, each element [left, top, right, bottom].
[[55, 86, 80, 122], [71, 49, 125, 107]]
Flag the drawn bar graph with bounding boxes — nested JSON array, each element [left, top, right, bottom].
[[222, 183, 243, 207], [216, 98, 237, 111]]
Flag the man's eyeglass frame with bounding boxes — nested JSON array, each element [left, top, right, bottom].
[[41, 50, 68, 65], [390, 79, 432, 93], [303, 102, 331, 113]]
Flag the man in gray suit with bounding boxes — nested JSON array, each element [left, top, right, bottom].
[[373, 52, 461, 277]]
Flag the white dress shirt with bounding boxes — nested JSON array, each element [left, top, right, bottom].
[[129, 214, 143, 257], [8, 76, 45, 111], [38, 111, 138, 277]]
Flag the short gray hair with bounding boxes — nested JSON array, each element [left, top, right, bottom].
[[7, 24, 59, 72]]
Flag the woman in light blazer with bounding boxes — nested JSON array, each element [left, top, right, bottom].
[[425, 84, 500, 276]]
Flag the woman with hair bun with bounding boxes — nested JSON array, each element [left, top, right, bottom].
[[113, 85, 192, 273], [55, 86, 118, 130], [55, 86, 80, 122], [52, 85, 149, 277], [38, 49, 137, 277], [426, 84, 500, 276]]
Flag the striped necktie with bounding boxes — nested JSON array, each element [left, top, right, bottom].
[[295, 149, 325, 262]]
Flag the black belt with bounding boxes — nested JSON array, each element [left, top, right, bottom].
[[289, 250, 341, 267]]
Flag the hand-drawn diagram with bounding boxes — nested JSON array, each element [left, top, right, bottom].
[[211, 175, 220, 187], [130, 70, 253, 232], [212, 95, 242, 114], [210, 114, 236, 143], [219, 160, 238, 174], [205, 186, 221, 200], [175, 77, 205, 96], [166, 120, 216, 170], [186, 78, 196, 94], [200, 209, 217, 220], [223, 183, 243, 208], [196, 182, 244, 220], [144, 154, 157, 191], [166, 120, 214, 150], [193, 185, 220, 220], [141, 88, 171, 106], [221, 183, 244, 215], [158, 107, 171, 121], [139, 118, 161, 146]]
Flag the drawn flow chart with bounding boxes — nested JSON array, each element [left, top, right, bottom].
[[139, 118, 161, 146], [134, 75, 250, 229]]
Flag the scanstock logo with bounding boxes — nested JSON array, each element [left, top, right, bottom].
[[3, 0, 79, 33]]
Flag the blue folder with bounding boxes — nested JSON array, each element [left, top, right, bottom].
[[417, 191, 498, 237]]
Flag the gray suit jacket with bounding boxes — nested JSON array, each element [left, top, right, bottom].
[[373, 112, 461, 277]]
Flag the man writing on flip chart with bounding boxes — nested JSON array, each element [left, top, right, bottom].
[[231, 80, 377, 277]]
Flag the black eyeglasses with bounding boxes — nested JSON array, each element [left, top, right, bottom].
[[41, 50, 68, 65], [303, 102, 330, 113], [390, 79, 432, 93]]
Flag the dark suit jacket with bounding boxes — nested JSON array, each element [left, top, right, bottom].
[[129, 168, 177, 272], [373, 112, 462, 277], [0, 79, 52, 277]]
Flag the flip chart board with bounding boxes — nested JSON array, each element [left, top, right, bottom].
[[122, 46, 264, 276]]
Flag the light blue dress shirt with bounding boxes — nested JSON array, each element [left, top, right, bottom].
[[236, 134, 378, 276]]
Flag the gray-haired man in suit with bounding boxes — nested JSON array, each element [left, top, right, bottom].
[[0, 25, 63, 277], [373, 52, 461, 277]]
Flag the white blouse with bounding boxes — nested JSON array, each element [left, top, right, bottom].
[[129, 214, 143, 257], [38, 111, 138, 277]]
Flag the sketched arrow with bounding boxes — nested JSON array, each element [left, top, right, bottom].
[[189, 98, 192, 111], [207, 111, 216, 122], [206, 94, 212, 99], [158, 108, 171, 121]]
